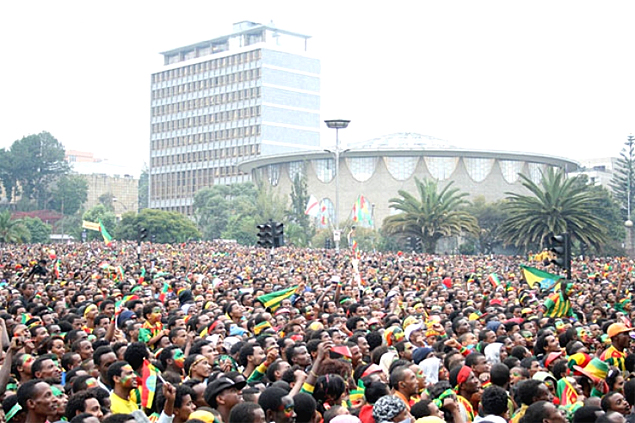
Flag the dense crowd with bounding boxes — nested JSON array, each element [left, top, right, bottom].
[[0, 240, 633, 423]]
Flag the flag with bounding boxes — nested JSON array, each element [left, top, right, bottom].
[[140, 358, 159, 409], [82, 220, 101, 231], [115, 266, 124, 282], [257, 286, 298, 312], [158, 281, 171, 304], [319, 202, 328, 226], [115, 294, 139, 316], [54, 260, 61, 280], [99, 220, 113, 246], [351, 195, 373, 227], [138, 268, 146, 286], [557, 377, 579, 406], [488, 273, 502, 288], [521, 265, 563, 290], [304, 195, 319, 217]]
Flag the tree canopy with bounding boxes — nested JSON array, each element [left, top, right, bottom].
[[382, 178, 479, 253], [115, 209, 200, 243]]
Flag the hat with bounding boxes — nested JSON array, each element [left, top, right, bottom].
[[222, 336, 241, 351], [607, 323, 632, 338], [567, 352, 591, 376], [188, 410, 215, 423], [117, 310, 136, 329], [204, 377, 247, 407], [573, 357, 609, 383], [373, 395, 408, 423], [229, 326, 247, 337], [405, 322, 424, 342], [412, 347, 434, 365], [544, 351, 563, 369]]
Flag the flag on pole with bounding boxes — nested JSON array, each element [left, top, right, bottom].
[[158, 281, 171, 304], [98, 220, 113, 247], [140, 358, 159, 409], [488, 273, 502, 288], [305, 195, 319, 217], [520, 265, 563, 290], [257, 286, 298, 311]]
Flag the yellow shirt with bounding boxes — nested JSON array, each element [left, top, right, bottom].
[[110, 392, 139, 414]]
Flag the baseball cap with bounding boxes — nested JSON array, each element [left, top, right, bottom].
[[607, 323, 632, 338], [204, 377, 247, 407]]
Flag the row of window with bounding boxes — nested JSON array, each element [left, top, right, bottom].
[[151, 88, 261, 117], [151, 115, 262, 135], [151, 69, 262, 99], [150, 166, 243, 200], [151, 144, 261, 167], [151, 129, 261, 150], [153, 50, 263, 83], [261, 158, 555, 186]]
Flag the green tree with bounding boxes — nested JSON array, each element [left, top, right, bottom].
[[222, 214, 257, 245], [138, 166, 149, 210], [23, 217, 52, 243], [83, 204, 116, 241], [99, 193, 115, 211], [499, 167, 608, 251], [48, 175, 88, 215], [463, 196, 509, 254], [610, 135, 635, 223], [382, 178, 479, 253], [286, 172, 314, 247], [5, 132, 70, 208], [115, 209, 200, 243], [0, 211, 29, 243]]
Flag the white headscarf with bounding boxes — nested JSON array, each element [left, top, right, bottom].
[[484, 342, 504, 365], [419, 357, 441, 385]]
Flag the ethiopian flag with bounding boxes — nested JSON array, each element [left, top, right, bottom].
[[140, 358, 159, 409], [488, 273, 502, 288], [99, 219, 113, 246], [521, 265, 563, 290], [257, 286, 298, 311]]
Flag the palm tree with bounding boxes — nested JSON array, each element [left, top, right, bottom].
[[382, 178, 479, 253], [0, 210, 28, 243], [498, 167, 608, 251]]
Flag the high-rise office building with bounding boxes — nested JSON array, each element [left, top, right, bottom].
[[149, 21, 320, 215]]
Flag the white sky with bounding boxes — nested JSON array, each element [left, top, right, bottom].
[[1, 1, 635, 177]]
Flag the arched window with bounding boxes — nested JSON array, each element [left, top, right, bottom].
[[288, 161, 305, 181], [314, 159, 335, 183], [527, 163, 545, 184], [424, 157, 458, 180], [346, 157, 377, 182], [267, 164, 280, 186], [499, 160, 524, 184], [385, 156, 418, 181]]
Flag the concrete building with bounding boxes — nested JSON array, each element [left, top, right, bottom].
[[238, 133, 580, 229], [149, 21, 321, 215]]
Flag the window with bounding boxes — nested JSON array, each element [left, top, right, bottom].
[[314, 159, 335, 183], [424, 157, 458, 180], [346, 157, 377, 182], [527, 163, 545, 184], [288, 161, 305, 181], [267, 164, 280, 186], [464, 158, 495, 182], [385, 156, 418, 181]]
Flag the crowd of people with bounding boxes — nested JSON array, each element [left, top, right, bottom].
[[0, 240, 632, 423]]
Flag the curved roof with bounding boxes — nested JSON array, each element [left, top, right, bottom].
[[238, 133, 580, 173], [348, 132, 455, 150]]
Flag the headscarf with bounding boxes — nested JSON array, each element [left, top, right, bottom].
[[419, 357, 441, 385], [373, 395, 407, 423], [486, 321, 502, 333], [484, 342, 503, 365], [379, 351, 398, 377]]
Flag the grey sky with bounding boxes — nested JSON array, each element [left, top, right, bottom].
[[1, 1, 634, 177]]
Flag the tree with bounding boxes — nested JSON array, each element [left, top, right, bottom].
[[463, 196, 509, 254], [498, 167, 608, 252], [138, 166, 149, 210], [610, 135, 635, 223], [99, 193, 115, 211], [382, 178, 479, 253], [286, 173, 314, 247], [83, 205, 116, 241], [22, 217, 52, 243], [0, 211, 28, 243], [5, 132, 69, 208], [115, 209, 200, 243], [48, 175, 88, 215]]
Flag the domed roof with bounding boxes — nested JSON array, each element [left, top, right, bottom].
[[348, 133, 456, 150]]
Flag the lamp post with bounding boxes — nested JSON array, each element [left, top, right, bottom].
[[625, 136, 634, 256], [324, 119, 350, 253]]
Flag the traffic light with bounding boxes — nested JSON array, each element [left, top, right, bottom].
[[272, 222, 284, 247], [139, 228, 148, 241], [325, 238, 332, 249], [550, 232, 571, 279], [256, 223, 273, 248]]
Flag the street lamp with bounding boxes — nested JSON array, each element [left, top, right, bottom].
[[625, 136, 634, 257], [324, 119, 350, 253]]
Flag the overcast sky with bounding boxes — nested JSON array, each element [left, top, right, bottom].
[[1, 1, 634, 177]]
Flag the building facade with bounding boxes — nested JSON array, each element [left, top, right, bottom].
[[238, 133, 580, 229], [149, 21, 321, 215]]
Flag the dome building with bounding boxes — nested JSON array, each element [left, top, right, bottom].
[[238, 133, 579, 230]]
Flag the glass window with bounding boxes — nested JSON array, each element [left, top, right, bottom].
[[464, 158, 495, 182], [346, 157, 377, 182], [313, 159, 335, 183], [267, 164, 280, 186], [288, 161, 305, 181], [499, 160, 524, 184], [384, 156, 418, 181], [424, 157, 458, 180], [527, 163, 545, 184]]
